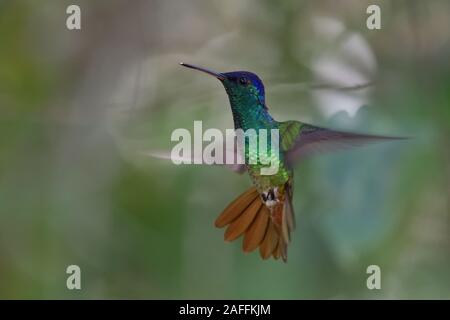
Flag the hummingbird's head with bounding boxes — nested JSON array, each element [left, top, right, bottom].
[[220, 71, 266, 106], [180, 63, 266, 107]]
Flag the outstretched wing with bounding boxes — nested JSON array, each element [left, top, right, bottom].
[[279, 121, 407, 166]]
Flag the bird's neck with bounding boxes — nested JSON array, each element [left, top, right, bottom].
[[230, 101, 275, 130]]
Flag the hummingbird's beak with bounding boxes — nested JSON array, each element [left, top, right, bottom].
[[180, 62, 226, 81]]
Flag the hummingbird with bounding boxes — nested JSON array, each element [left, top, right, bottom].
[[178, 62, 404, 262]]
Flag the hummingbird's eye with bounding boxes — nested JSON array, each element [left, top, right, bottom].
[[239, 77, 249, 86]]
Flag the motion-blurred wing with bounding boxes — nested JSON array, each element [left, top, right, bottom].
[[145, 149, 246, 173], [143, 137, 246, 174], [280, 121, 406, 166]]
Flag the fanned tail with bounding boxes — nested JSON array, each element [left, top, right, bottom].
[[215, 186, 295, 262]]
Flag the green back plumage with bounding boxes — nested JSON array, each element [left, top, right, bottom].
[[279, 121, 304, 152]]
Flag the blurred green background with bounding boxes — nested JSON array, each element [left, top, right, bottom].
[[0, 0, 449, 299]]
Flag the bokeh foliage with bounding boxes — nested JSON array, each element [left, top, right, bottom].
[[0, 0, 449, 299]]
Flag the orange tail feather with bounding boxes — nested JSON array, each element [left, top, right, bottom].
[[215, 187, 292, 262]]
